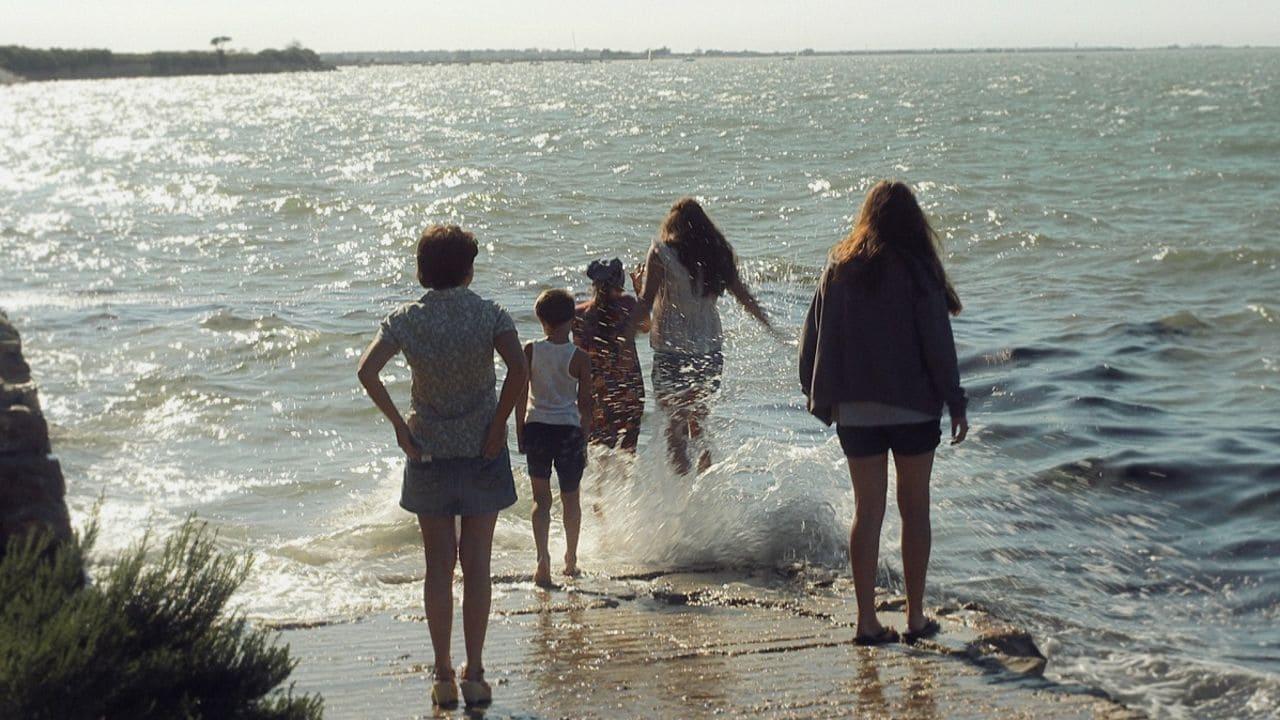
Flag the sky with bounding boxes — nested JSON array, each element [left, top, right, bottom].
[[2, 0, 1277, 53]]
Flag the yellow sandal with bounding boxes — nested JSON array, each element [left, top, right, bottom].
[[431, 669, 458, 709], [459, 666, 492, 707]]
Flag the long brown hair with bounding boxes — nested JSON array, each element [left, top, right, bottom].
[[659, 197, 739, 298], [831, 181, 961, 315]]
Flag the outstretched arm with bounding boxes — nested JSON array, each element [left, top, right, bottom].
[[629, 268, 653, 334], [616, 296, 651, 342], [484, 329, 528, 459], [729, 277, 773, 330], [357, 333, 420, 461], [637, 246, 664, 311], [623, 248, 664, 338]]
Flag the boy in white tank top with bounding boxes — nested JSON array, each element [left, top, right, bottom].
[[516, 289, 593, 587]]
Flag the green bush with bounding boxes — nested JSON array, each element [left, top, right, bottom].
[[0, 46, 113, 72], [150, 51, 222, 74], [0, 519, 322, 720], [0, 44, 330, 77]]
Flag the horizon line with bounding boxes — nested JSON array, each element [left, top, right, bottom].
[[4, 41, 1277, 55], [321, 42, 1273, 54]]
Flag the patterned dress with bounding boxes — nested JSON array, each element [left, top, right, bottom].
[[573, 296, 645, 450]]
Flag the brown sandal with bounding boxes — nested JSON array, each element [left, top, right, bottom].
[[430, 668, 458, 708], [459, 666, 492, 707], [854, 626, 900, 646], [902, 618, 941, 644]]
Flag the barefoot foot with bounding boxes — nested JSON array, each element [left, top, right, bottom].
[[534, 556, 553, 588]]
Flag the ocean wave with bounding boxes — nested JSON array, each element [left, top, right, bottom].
[[1068, 395, 1166, 416], [1033, 455, 1198, 488], [1056, 364, 1146, 383], [200, 309, 291, 332], [1063, 650, 1280, 720]]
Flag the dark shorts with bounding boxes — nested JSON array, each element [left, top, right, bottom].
[[524, 422, 586, 493], [837, 421, 941, 458], [652, 350, 724, 400], [400, 447, 518, 517]]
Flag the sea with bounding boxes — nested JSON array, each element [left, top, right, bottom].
[[1, 50, 1277, 719]]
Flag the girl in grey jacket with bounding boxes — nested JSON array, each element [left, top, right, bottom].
[[799, 180, 968, 646]]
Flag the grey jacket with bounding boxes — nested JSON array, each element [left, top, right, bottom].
[[799, 255, 966, 426]]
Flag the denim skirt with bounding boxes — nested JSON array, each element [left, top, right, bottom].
[[400, 447, 517, 517]]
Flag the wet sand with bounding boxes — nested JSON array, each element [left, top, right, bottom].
[[280, 567, 1144, 719]]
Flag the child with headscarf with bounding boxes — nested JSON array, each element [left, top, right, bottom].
[[572, 258, 649, 452]]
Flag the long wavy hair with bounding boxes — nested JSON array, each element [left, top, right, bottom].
[[659, 197, 739, 298], [831, 181, 961, 315]]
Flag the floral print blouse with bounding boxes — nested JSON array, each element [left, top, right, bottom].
[[378, 287, 516, 458]]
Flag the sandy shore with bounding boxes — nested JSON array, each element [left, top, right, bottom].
[[279, 567, 1144, 719]]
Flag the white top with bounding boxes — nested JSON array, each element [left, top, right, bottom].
[[527, 339, 582, 427], [837, 401, 937, 427], [649, 241, 723, 355]]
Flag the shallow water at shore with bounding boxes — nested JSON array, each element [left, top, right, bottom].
[[2, 50, 1278, 718]]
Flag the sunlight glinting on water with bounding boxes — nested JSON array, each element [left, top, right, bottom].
[[3, 52, 1279, 718]]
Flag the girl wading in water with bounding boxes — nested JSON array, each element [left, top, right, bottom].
[[800, 181, 968, 645], [357, 225, 526, 708], [638, 198, 773, 475], [573, 258, 650, 454]]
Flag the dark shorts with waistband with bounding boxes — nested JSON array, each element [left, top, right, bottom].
[[524, 422, 587, 493], [652, 349, 724, 400], [837, 421, 941, 458]]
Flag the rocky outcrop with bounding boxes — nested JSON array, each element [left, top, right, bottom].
[[0, 311, 71, 554]]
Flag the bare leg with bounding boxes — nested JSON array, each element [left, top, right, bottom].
[[848, 454, 889, 637], [562, 490, 581, 575], [418, 515, 459, 682], [690, 400, 712, 472], [458, 512, 498, 682], [664, 410, 692, 475], [530, 476, 553, 586], [894, 450, 935, 634], [590, 449, 605, 519], [590, 448, 609, 519]]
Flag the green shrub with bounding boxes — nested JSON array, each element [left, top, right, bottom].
[[0, 518, 322, 720], [0, 46, 113, 72]]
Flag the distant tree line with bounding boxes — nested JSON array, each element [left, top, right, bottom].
[[0, 43, 331, 80], [0, 46, 113, 73], [325, 46, 674, 65]]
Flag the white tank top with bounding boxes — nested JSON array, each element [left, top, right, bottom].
[[649, 241, 723, 354], [527, 340, 581, 426]]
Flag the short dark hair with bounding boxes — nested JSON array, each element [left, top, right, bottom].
[[535, 289, 575, 326], [417, 225, 478, 290]]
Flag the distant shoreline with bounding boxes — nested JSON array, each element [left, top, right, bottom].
[[3, 44, 1267, 82], [0, 44, 333, 83], [322, 43, 1271, 67]]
